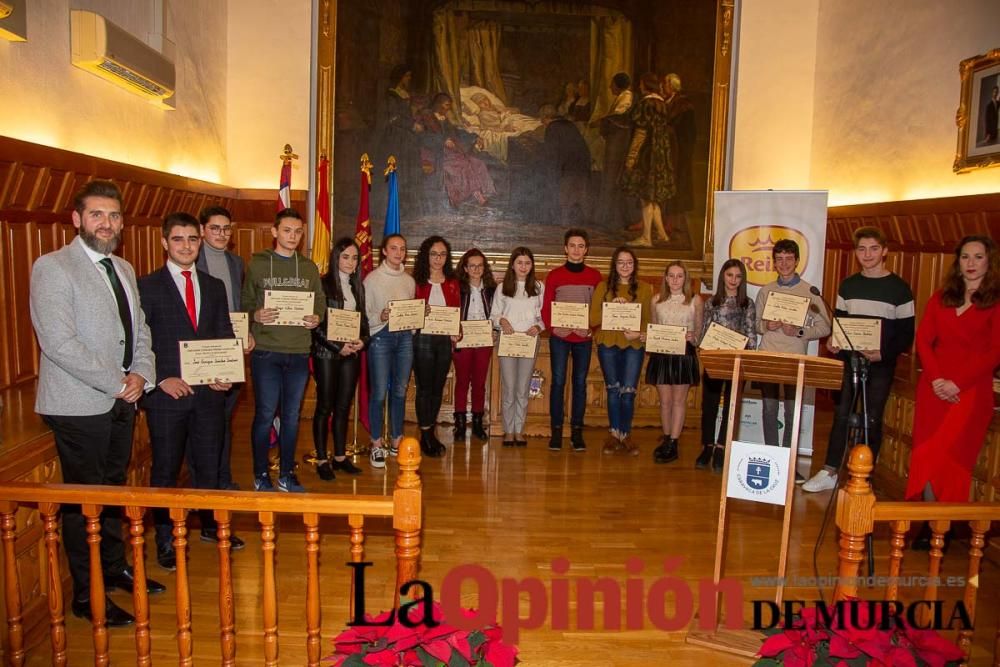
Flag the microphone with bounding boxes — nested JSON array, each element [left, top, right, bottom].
[[810, 285, 860, 386]]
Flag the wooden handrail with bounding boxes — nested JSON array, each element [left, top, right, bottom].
[[0, 437, 422, 666]]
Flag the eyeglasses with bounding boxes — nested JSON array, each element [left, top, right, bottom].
[[466, 263, 485, 270], [429, 251, 449, 258], [206, 225, 233, 235], [616, 261, 634, 267]]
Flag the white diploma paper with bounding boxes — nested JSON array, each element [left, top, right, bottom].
[[550, 301, 589, 330], [422, 306, 461, 336], [388, 299, 425, 332], [601, 302, 642, 332], [229, 312, 249, 349], [699, 322, 751, 351], [179, 338, 246, 385], [645, 323, 687, 355], [456, 320, 494, 348], [498, 332, 537, 358], [832, 317, 882, 351], [264, 290, 315, 327], [761, 291, 810, 327], [327, 308, 362, 343]]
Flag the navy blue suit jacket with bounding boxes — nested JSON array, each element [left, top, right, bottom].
[[138, 266, 235, 410]]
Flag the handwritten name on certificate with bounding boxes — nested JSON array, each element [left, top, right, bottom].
[[699, 322, 750, 351], [550, 301, 589, 329], [264, 290, 314, 326], [179, 339, 245, 385], [327, 308, 361, 343], [601, 301, 642, 332], [456, 320, 493, 348], [761, 291, 810, 327], [498, 332, 537, 358], [422, 305, 461, 336], [645, 324, 687, 355], [388, 299, 425, 332], [229, 312, 249, 349], [833, 318, 882, 351]]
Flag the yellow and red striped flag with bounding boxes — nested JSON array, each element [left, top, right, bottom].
[[311, 156, 331, 273]]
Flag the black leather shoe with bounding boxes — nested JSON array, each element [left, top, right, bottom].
[[694, 444, 714, 469], [200, 531, 246, 551], [570, 427, 586, 452], [106, 566, 166, 595], [548, 427, 563, 451], [316, 460, 335, 480], [72, 597, 135, 627], [711, 445, 725, 473], [331, 458, 363, 475], [157, 546, 177, 571], [419, 430, 444, 458], [471, 413, 489, 441], [654, 438, 679, 464]]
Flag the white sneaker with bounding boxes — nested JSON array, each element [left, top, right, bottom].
[[802, 469, 838, 492], [369, 446, 387, 469]]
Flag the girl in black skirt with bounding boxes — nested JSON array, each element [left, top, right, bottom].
[[647, 261, 703, 463]]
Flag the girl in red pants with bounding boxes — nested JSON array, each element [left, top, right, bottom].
[[453, 249, 497, 441]]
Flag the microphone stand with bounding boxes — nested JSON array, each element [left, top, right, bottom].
[[809, 286, 875, 578]]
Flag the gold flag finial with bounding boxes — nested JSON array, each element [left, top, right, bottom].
[[280, 144, 299, 164], [360, 153, 373, 185], [384, 155, 397, 177]]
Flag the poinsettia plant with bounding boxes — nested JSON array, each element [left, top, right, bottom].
[[329, 600, 518, 667], [753, 599, 965, 667]]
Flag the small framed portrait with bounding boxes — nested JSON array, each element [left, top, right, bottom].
[[954, 48, 1000, 173]]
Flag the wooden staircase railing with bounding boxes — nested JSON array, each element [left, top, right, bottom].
[[0, 438, 422, 667], [835, 445, 1000, 664]]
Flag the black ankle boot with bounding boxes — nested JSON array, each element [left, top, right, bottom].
[[694, 444, 714, 469], [655, 438, 678, 464], [652, 434, 669, 460], [570, 427, 586, 452], [471, 412, 489, 441], [453, 412, 467, 440], [548, 426, 563, 451], [420, 429, 443, 458], [711, 445, 725, 473]]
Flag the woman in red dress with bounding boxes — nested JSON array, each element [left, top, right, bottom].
[[906, 236, 1000, 510]]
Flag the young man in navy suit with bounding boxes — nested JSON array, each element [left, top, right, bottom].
[[138, 212, 245, 571]]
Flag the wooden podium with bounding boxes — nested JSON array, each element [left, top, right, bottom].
[[686, 349, 843, 658]]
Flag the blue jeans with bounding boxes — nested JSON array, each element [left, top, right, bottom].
[[597, 344, 645, 435], [549, 336, 593, 428], [367, 328, 414, 442], [250, 350, 310, 477]]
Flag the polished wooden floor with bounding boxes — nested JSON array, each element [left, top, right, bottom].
[[26, 407, 1000, 666]]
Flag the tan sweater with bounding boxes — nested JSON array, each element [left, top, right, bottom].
[[754, 277, 831, 354]]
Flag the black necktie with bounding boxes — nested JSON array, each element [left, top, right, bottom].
[[99, 258, 134, 370]]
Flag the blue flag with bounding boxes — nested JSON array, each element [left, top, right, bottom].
[[384, 168, 400, 236]]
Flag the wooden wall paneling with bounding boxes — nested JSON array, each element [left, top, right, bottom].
[[35, 169, 70, 213], [4, 221, 38, 385], [0, 221, 10, 387], [6, 163, 43, 211]]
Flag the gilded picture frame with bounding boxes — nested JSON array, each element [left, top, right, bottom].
[[954, 48, 1000, 174]]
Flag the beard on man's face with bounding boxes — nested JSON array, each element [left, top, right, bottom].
[[79, 226, 121, 255]]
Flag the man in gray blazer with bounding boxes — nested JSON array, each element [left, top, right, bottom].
[[30, 180, 164, 627]]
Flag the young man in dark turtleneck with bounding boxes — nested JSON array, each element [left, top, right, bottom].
[[197, 206, 253, 490], [541, 228, 602, 451]]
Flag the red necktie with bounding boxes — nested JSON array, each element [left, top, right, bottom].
[[182, 270, 197, 329]]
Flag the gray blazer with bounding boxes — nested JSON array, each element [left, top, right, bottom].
[[196, 248, 244, 312], [30, 236, 155, 416]]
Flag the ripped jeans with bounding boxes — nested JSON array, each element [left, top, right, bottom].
[[597, 344, 645, 436]]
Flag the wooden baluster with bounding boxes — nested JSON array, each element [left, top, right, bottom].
[[348, 515, 364, 619], [959, 519, 990, 659], [123, 506, 152, 665], [216, 510, 237, 666], [82, 503, 109, 666], [39, 503, 66, 666], [171, 508, 193, 666], [921, 519, 951, 628], [304, 512, 321, 667], [885, 520, 909, 602], [259, 511, 278, 667], [833, 446, 875, 601], [1, 502, 25, 667], [393, 437, 423, 606]]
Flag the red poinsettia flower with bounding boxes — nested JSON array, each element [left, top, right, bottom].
[[900, 627, 965, 667], [758, 630, 817, 666], [483, 635, 519, 667]]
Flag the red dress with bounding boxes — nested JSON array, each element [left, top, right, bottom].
[[905, 291, 1000, 502]]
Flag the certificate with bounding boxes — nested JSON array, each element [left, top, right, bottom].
[[422, 305, 461, 336], [550, 301, 589, 330], [179, 338, 245, 385], [761, 291, 811, 327], [699, 322, 750, 351], [229, 312, 249, 349], [498, 332, 537, 358], [456, 320, 494, 348], [601, 301, 642, 332], [832, 317, 882, 351], [327, 308, 361, 343], [264, 290, 315, 327], [645, 323, 687, 355], [388, 299, 425, 332]]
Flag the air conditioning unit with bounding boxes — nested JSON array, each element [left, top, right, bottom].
[[70, 10, 175, 108]]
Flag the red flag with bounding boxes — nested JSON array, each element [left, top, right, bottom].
[[355, 155, 374, 434], [277, 160, 292, 211]]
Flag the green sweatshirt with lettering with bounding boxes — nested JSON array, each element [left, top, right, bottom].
[[241, 249, 326, 354]]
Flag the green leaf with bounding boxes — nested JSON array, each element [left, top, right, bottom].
[[750, 660, 783, 666]]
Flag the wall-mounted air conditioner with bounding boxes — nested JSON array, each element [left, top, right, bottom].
[[70, 10, 175, 109]]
